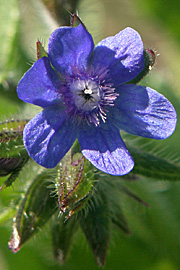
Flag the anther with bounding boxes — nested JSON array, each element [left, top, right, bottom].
[[84, 89, 93, 95]]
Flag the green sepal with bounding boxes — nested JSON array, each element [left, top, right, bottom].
[[71, 139, 82, 156], [36, 41, 48, 60], [128, 48, 156, 84], [56, 150, 96, 220], [8, 172, 58, 253], [79, 189, 110, 267], [110, 200, 130, 234], [98, 177, 130, 235], [129, 145, 180, 181], [51, 214, 78, 263], [71, 13, 87, 29], [120, 185, 149, 207]]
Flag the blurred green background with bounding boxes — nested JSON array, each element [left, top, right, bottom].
[[1, 0, 180, 269]]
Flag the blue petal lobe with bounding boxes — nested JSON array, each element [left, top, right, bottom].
[[92, 27, 144, 85], [111, 84, 177, 139], [17, 57, 61, 108], [23, 107, 78, 168], [48, 24, 94, 74], [78, 124, 134, 175]]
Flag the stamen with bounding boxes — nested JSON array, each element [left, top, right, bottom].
[[61, 66, 118, 126], [84, 89, 92, 95]]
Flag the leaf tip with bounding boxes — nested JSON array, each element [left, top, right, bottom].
[[8, 223, 20, 253]]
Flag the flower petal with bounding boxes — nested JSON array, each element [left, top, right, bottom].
[[48, 24, 94, 74], [78, 124, 134, 175], [92, 27, 144, 85], [17, 57, 61, 108], [23, 107, 78, 168], [111, 84, 177, 139]]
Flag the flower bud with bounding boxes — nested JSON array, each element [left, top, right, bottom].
[[0, 119, 29, 190], [129, 48, 156, 84], [56, 148, 96, 220]]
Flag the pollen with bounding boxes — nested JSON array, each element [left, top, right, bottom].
[[84, 88, 93, 95], [69, 79, 101, 112]]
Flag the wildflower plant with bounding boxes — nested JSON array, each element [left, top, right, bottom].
[[0, 4, 179, 268]]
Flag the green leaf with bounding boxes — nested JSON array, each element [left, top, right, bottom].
[[51, 215, 78, 263], [97, 177, 130, 235], [110, 201, 130, 234], [79, 189, 111, 267], [120, 185, 149, 207], [129, 145, 180, 181], [8, 172, 58, 252]]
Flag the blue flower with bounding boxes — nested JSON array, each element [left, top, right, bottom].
[[17, 23, 177, 176]]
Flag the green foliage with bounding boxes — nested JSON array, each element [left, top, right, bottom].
[[79, 189, 111, 267], [51, 215, 78, 262], [8, 172, 58, 252], [129, 145, 180, 181]]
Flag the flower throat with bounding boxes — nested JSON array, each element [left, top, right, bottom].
[[62, 67, 118, 126]]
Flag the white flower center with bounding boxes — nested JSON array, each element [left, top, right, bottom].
[[84, 88, 93, 95], [70, 79, 101, 112]]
